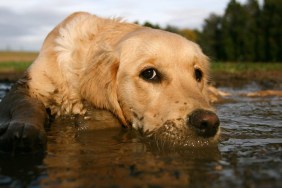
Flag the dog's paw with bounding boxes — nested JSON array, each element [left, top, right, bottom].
[[0, 121, 47, 153]]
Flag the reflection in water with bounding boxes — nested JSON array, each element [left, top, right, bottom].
[[0, 82, 282, 187], [0, 153, 45, 187], [42, 117, 221, 187]]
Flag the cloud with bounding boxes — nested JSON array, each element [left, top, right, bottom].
[[0, 0, 255, 51], [0, 5, 66, 50], [166, 8, 210, 29], [0, 8, 30, 37]]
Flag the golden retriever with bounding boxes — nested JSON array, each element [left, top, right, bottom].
[[0, 12, 220, 152]]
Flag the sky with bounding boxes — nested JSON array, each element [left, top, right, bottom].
[[0, 0, 255, 51]]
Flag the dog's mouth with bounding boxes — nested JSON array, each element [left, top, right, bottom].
[[139, 119, 220, 150]]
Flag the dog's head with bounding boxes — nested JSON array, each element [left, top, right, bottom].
[[116, 29, 220, 147], [82, 28, 220, 148]]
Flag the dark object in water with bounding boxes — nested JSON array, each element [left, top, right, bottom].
[[0, 78, 48, 153]]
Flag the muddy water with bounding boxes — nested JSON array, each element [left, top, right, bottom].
[[0, 82, 281, 187]]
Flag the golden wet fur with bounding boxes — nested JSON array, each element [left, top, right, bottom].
[[27, 12, 217, 136]]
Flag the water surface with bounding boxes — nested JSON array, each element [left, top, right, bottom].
[[0, 82, 281, 187]]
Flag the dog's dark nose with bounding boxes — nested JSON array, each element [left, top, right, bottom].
[[188, 109, 220, 138]]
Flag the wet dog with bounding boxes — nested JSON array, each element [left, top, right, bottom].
[[0, 12, 220, 152]]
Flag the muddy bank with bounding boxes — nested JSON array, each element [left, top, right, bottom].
[[0, 72, 24, 83], [1, 70, 282, 89], [211, 70, 282, 89]]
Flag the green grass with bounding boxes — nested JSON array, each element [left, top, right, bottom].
[[0, 60, 281, 74], [211, 62, 282, 73], [0, 61, 32, 72]]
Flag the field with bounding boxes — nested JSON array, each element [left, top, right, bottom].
[[211, 62, 282, 73], [0, 51, 37, 72], [0, 51, 37, 62], [210, 62, 282, 88], [0, 51, 282, 88]]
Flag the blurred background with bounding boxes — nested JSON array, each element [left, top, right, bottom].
[[0, 0, 281, 82], [1, 0, 281, 62]]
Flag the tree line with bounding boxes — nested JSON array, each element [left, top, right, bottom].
[[140, 0, 282, 62]]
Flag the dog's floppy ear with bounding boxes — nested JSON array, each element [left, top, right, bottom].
[[80, 49, 128, 126]]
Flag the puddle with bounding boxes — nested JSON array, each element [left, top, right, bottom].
[[0, 82, 281, 187]]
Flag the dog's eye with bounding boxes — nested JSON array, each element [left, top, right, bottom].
[[140, 68, 161, 82], [195, 68, 203, 82]]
